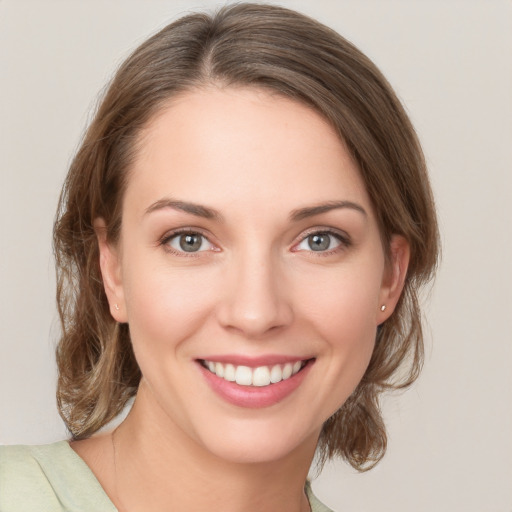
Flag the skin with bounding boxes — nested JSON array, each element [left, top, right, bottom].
[[72, 87, 409, 512]]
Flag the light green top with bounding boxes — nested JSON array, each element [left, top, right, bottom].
[[0, 442, 333, 511]]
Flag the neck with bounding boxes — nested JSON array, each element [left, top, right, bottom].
[[112, 382, 317, 512]]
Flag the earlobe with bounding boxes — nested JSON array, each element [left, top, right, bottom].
[[377, 235, 410, 324], [94, 218, 127, 323]]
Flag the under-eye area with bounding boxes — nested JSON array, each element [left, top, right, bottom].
[[199, 359, 315, 387]]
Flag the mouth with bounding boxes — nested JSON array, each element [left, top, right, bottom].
[[197, 357, 315, 408], [198, 358, 312, 387]]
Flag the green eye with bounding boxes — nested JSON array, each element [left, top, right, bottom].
[[167, 232, 213, 253], [296, 231, 343, 252], [179, 234, 202, 252], [307, 233, 332, 251]]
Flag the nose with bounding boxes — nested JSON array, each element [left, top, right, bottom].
[[216, 250, 294, 339]]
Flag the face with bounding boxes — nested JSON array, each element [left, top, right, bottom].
[[99, 87, 407, 464]]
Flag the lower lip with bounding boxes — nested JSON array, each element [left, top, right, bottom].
[[198, 360, 313, 409]]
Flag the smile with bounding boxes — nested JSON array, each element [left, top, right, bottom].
[[200, 359, 307, 387]]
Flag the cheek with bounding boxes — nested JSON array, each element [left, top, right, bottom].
[[122, 259, 219, 356], [319, 293, 378, 379], [298, 263, 383, 337], [294, 262, 383, 394]]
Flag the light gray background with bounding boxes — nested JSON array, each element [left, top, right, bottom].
[[1, 1, 511, 510]]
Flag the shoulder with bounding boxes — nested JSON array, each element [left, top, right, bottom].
[[306, 480, 336, 512], [0, 443, 69, 511], [0, 442, 70, 472], [0, 442, 116, 512]]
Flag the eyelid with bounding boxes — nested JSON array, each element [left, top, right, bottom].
[[158, 225, 351, 256], [291, 227, 352, 254], [159, 227, 219, 255]]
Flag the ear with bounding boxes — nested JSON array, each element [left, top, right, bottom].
[[377, 235, 410, 325], [94, 218, 127, 323]]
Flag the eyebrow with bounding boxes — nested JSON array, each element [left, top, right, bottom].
[[144, 198, 223, 221], [144, 198, 366, 222], [289, 200, 367, 221]]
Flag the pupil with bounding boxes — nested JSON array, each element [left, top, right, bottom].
[[308, 233, 330, 251], [179, 234, 201, 252]]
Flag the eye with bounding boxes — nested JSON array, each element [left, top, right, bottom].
[[294, 231, 346, 253], [164, 232, 215, 253]]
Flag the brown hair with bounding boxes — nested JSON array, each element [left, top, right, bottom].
[[54, 3, 439, 471]]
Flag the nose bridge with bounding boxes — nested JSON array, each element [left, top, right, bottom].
[[217, 242, 292, 337]]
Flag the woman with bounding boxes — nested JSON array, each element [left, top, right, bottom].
[[0, 3, 438, 511]]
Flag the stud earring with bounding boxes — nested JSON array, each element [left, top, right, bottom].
[[380, 305, 386, 312], [115, 304, 120, 311]]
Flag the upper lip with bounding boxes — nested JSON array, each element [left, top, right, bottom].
[[197, 354, 314, 368]]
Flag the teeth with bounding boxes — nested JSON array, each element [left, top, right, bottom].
[[270, 364, 283, 383], [235, 366, 252, 386], [253, 366, 271, 387], [224, 363, 236, 382], [282, 363, 293, 380], [203, 360, 305, 387], [215, 362, 224, 378]]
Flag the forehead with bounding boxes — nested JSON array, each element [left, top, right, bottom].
[[124, 87, 372, 218]]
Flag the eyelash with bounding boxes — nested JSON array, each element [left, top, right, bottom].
[[159, 227, 351, 257], [292, 228, 351, 257], [159, 228, 217, 257]]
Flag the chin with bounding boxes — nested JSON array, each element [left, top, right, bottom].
[[190, 417, 320, 466]]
